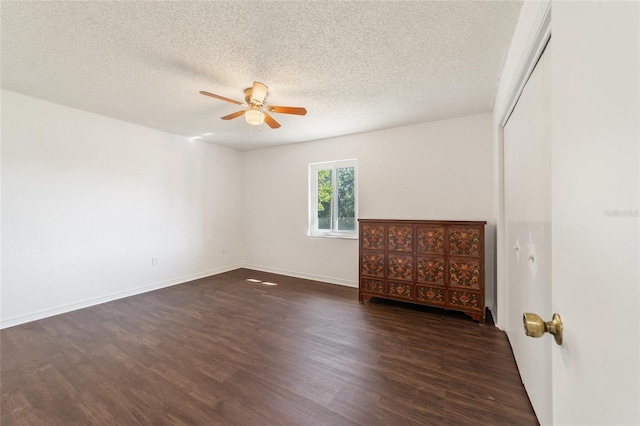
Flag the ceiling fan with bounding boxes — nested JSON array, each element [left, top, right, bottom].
[[200, 82, 307, 129]]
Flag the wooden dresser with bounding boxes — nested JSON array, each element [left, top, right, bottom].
[[358, 219, 487, 323]]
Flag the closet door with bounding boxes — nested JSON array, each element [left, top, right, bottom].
[[504, 45, 552, 424]]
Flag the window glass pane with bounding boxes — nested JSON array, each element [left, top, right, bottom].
[[337, 166, 355, 231], [309, 160, 357, 237], [317, 169, 333, 230]]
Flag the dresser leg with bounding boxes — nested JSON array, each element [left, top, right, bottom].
[[359, 294, 373, 304], [465, 311, 486, 325]]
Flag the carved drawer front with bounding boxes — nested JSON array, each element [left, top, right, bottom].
[[449, 258, 481, 290], [416, 256, 445, 286], [449, 227, 481, 257], [416, 226, 445, 255], [360, 278, 385, 295], [387, 282, 413, 299], [449, 290, 481, 310], [361, 253, 385, 277], [387, 225, 413, 252], [361, 224, 385, 251], [416, 286, 445, 305], [387, 254, 414, 281]]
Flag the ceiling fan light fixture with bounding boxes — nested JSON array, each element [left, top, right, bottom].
[[245, 109, 265, 126], [251, 82, 268, 104]]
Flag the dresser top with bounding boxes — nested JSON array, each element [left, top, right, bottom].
[[358, 219, 487, 225]]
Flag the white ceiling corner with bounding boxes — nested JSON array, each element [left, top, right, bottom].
[[1, 1, 523, 151]]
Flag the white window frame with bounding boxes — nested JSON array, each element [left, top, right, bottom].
[[308, 159, 358, 239]]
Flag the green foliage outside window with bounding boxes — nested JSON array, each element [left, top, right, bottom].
[[316, 167, 355, 231], [337, 167, 355, 230], [317, 169, 332, 229]]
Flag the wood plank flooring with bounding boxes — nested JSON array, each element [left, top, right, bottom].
[[1, 268, 537, 425]]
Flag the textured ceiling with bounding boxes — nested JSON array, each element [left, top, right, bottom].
[[1, 1, 522, 151]]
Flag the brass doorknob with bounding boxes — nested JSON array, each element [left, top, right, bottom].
[[523, 313, 563, 345]]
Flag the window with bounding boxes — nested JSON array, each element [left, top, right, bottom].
[[309, 159, 358, 238]]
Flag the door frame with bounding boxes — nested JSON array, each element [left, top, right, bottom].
[[495, 1, 551, 329]]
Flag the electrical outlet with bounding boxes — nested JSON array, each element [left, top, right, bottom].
[[265, 246, 270, 254], [151, 257, 158, 265]]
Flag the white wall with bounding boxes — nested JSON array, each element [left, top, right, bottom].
[[243, 113, 496, 308], [1, 90, 244, 328]]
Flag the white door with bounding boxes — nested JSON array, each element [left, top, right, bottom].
[[550, 2, 639, 424], [504, 44, 552, 424], [502, 2, 639, 424]]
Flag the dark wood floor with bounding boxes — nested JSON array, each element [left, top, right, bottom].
[[1, 268, 537, 425]]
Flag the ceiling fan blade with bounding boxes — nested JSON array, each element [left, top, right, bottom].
[[268, 106, 307, 116], [251, 82, 268, 104], [263, 113, 281, 129], [200, 90, 245, 106], [221, 110, 245, 120]]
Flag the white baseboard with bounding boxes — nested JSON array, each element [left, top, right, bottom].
[[0, 264, 243, 329], [242, 264, 358, 288], [488, 305, 499, 328]]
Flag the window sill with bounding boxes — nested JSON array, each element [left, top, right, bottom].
[[308, 232, 358, 240]]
